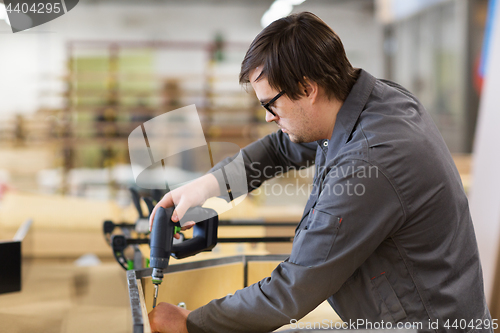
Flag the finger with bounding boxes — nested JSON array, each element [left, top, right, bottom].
[[180, 221, 196, 231], [157, 192, 174, 209], [170, 200, 190, 224], [174, 233, 180, 239], [149, 204, 158, 232], [149, 192, 174, 231]]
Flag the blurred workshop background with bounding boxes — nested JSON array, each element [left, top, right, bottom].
[[0, 0, 500, 332]]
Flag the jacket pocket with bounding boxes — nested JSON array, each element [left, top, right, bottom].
[[290, 209, 341, 267], [371, 274, 407, 323]]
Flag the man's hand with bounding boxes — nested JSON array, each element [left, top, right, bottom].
[[149, 302, 191, 333], [149, 173, 220, 237]]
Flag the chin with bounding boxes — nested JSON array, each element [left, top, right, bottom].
[[287, 133, 307, 144]]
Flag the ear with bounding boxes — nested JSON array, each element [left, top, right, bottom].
[[301, 77, 319, 104]]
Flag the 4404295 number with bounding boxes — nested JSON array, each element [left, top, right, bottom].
[[5, 2, 61, 14], [444, 318, 498, 330]]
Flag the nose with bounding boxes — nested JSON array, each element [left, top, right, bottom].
[[265, 111, 279, 123]]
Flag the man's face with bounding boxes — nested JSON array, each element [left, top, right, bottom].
[[250, 69, 318, 144]]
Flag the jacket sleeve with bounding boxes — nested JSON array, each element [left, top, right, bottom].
[[209, 130, 317, 200], [187, 159, 405, 333]]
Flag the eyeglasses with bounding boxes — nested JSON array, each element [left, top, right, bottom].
[[261, 91, 285, 117]]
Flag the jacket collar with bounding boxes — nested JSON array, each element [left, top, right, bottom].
[[321, 69, 376, 159]]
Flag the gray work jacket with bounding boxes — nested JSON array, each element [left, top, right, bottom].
[[187, 69, 492, 333]]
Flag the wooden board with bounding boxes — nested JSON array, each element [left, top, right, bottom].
[[142, 262, 244, 313], [139, 259, 341, 331], [247, 260, 281, 286], [137, 279, 152, 333]]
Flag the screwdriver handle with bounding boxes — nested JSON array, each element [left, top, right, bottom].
[[149, 206, 178, 272], [149, 206, 219, 268]]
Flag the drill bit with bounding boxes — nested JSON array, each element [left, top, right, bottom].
[[153, 284, 159, 308]]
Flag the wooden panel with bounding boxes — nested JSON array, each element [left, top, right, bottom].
[[139, 258, 342, 330], [137, 279, 152, 333], [142, 262, 244, 312], [247, 261, 280, 286], [452, 154, 472, 192], [265, 226, 295, 255]]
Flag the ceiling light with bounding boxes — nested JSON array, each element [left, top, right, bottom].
[[261, 0, 294, 28], [0, 3, 11, 26], [261, 0, 307, 28], [0, 3, 6, 20], [282, 0, 307, 5]]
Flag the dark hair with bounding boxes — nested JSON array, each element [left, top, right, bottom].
[[240, 12, 358, 101]]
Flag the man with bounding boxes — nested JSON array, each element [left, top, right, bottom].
[[148, 12, 492, 333]]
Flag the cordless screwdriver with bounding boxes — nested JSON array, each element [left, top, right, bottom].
[[149, 206, 218, 309]]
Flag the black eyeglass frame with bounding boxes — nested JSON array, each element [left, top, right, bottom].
[[261, 91, 285, 117]]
